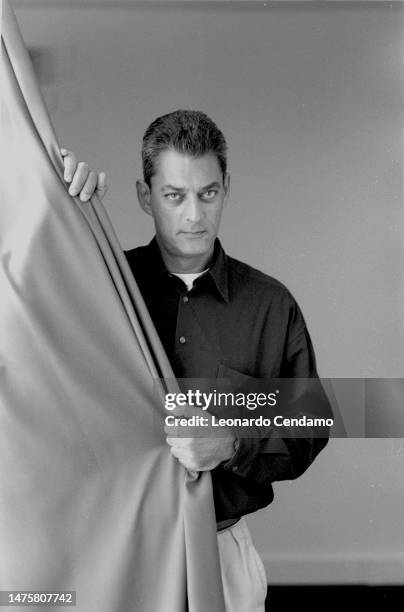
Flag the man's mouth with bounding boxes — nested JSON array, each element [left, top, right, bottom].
[[180, 230, 207, 236]]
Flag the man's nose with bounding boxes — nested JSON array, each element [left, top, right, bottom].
[[184, 195, 203, 223]]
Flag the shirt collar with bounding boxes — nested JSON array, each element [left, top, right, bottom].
[[146, 236, 229, 303], [206, 238, 229, 303]]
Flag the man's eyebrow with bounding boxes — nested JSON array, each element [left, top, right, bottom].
[[161, 184, 186, 192], [199, 182, 221, 191], [161, 182, 221, 192]]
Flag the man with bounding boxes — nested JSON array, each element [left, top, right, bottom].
[[62, 109, 332, 612]]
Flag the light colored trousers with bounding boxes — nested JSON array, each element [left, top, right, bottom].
[[217, 517, 267, 612]]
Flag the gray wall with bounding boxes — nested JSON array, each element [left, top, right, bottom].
[[12, 1, 404, 583]]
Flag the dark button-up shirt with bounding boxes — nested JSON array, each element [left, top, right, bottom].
[[125, 237, 331, 521]]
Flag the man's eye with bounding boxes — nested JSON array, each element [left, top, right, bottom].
[[166, 193, 181, 201], [202, 190, 217, 200]]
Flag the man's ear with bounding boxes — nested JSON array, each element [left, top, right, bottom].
[[136, 180, 153, 216], [223, 173, 231, 204]]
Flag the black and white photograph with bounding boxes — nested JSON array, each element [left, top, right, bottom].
[[1, 1, 404, 610]]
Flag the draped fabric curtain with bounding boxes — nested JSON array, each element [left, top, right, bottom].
[[0, 1, 224, 609]]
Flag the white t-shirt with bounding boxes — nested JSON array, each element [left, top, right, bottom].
[[171, 269, 208, 292]]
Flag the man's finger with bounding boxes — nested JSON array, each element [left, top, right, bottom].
[[165, 436, 193, 447], [168, 447, 200, 473], [169, 446, 187, 463], [80, 171, 98, 202], [68, 161, 89, 196], [165, 436, 176, 447], [61, 149, 77, 182], [96, 172, 108, 198], [168, 445, 189, 463]]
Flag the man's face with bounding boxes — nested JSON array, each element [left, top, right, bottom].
[[137, 150, 229, 272]]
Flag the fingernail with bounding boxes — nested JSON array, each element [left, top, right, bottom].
[[65, 174, 72, 182], [69, 187, 77, 195]]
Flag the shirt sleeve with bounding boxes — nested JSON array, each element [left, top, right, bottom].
[[221, 293, 332, 485]]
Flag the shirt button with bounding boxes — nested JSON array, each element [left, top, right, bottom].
[[183, 295, 189, 303], [232, 466, 239, 472], [179, 336, 186, 344]]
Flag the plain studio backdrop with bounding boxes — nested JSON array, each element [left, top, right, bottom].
[[10, 0, 404, 585]]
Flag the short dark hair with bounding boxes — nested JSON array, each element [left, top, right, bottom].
[[141, 110, 227, 187]]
